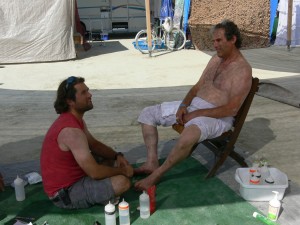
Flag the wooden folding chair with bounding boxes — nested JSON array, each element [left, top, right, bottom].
[[172, 77, 259, 178]]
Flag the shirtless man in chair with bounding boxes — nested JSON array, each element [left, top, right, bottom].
[[134, 20, 252, 191]]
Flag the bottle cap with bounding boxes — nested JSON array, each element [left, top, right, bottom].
[[250, 175, 260, 184], [272, 191, 279, 200], [253, 171, 261, 178], [14, 175, 24, 185], [141, 190, 148, 197], [105, 201, 115, 213], [118, 199, 129, 210], [265, 176, 274, 184]]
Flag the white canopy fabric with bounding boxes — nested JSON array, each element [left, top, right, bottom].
[[275, 0, 300, 46], [0, 0, 76, 64]]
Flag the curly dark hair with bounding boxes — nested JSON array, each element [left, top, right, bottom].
[[54, 76, 85, 114], [212, 19, 242, 49]]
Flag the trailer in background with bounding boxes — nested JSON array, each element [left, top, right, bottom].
[[77, 0, 147, 35]]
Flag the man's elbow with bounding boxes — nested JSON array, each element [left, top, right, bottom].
[[230, 107, 239, 117], [88, 173, 98, 180], [87, 168, 110, 180], [85, 169, 101, 180]]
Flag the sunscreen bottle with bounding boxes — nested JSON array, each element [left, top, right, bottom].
[[14, 175, 25, 201], [104, 201, 116, 225], [139, 191, 150, 219], [268, 191, 281, 221], [147, 185, 156, 214], [253, 212, 279, 225], [118, 198, 130, 225]]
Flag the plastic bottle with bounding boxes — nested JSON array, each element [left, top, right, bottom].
[[118, 198, 130, 225], [139, 191, 150, 219], [104, 201, 116, 225], [260, 163, 270, 180], [268, 191, 281, 221], [253, 212, 279, 225], [249, 175, 260, 185], [249, 160, 260, 173], [14, 175, 25, 201], [147, 185, 156, 214]]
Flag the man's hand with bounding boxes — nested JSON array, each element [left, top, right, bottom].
[[176, 106, 188, 125], [116, 154, 130, 168], [123, 164, 134, 178], [182, 110, 199, 124], [115, 154, 133, 177]]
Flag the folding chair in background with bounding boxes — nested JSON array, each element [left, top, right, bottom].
[[172, 77, 259, 178]]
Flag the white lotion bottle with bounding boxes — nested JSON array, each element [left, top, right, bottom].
[[268, 191, 281, 221], [139, 191, 150, 219], [104, 201, 116, 225], [118, 198, 130, 225], [14, 175, 25, 201]]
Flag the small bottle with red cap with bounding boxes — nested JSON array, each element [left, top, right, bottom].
[[118, 198, 130, 225]]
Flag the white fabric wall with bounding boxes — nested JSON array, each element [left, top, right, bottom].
[[275, 0, 300, 46], [0, 0, 76, 64]]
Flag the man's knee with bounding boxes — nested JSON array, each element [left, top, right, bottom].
[[178, 125, 201, 148], [111, 175, 131, 195], [138, 105, 160, 126]]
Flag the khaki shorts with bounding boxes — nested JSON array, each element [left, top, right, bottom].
[[51, 176, 115, 209]]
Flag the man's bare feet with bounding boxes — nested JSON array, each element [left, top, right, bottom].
[[134, 161, 159, 175], [134, 172, 161, 191]]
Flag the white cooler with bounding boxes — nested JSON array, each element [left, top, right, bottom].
[[235, 167, 288, 201]]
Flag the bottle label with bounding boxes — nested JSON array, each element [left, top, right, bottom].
[[105, 210, 115, 215], [268, 205, 279, 220]]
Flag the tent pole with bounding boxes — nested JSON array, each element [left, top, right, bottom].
[[287, 0, 293, 50], [145, 0, 152, 57]]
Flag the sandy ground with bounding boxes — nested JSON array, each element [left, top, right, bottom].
[[1, 39, 299, 91]]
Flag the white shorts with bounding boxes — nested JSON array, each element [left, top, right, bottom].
[[137, 97, 234, 142]]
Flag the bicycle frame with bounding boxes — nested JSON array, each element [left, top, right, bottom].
[[134, 17, 186, 53]]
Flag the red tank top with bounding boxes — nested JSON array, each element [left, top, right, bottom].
[[41, 112, 86, 196]]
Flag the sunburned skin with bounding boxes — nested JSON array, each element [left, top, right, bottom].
[[197, 53, 252, 107], [134, 25, 253, 191]]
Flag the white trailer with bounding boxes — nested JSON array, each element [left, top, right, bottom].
[[77, 0, 148, 34]]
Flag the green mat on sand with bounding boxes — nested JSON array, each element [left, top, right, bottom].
[[0, 158, 263, 225]]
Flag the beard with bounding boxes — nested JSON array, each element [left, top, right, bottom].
[[75, 102, 94, 113]]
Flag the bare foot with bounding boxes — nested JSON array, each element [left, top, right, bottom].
[[134, 172, 161, 191], [134, 161, 159, 175]]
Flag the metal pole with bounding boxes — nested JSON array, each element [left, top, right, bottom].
[[145, 0, 152, 57], [287, 0, 293, 50]]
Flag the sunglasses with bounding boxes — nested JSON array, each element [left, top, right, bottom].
[[65, 76, 76, 91]]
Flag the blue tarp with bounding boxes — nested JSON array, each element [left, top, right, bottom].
[[270, 0, 279, 37], [160, 0, 173, 20], [183, 0, 191, 34]]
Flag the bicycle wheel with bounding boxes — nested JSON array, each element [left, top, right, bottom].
[[164, 28, 186, 51], [135, 30, 156, 54]]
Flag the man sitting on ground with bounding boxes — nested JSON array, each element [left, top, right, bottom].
[[134, 20, 252, 190], [41, 76, 133, 209]]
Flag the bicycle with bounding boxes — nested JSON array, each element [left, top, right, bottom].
[[134, 17, 186, 54]]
